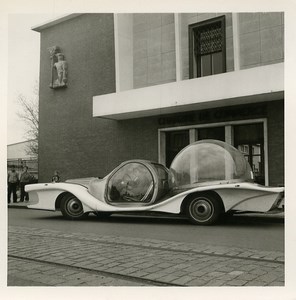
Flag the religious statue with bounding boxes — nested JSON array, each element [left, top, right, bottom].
[[48, 46, 68, 89]]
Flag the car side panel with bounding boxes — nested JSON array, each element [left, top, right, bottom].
[[148, 182, 283, 214], [26, 182, 283, 215], [26, 183, 103, 213], [27, 190, 60, 211], [215, 188, 280, 212]]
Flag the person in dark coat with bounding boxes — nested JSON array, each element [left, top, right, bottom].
[[20, 166, 32, 202], [8, 166, 19, 203]]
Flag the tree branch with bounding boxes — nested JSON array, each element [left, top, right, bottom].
[[16, 82, 39, 157]]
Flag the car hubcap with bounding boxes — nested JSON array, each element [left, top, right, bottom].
[[66, 198, 83, 216], [189, 198, 213, 222]]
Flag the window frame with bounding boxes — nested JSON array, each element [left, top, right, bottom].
[[189, 15, 226, 79], [158, 118, 269, 185]]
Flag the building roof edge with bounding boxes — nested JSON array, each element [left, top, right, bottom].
[[31, 13, 83, 32], [7, 139, 37, 147]]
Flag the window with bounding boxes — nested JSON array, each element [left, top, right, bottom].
[[189, 16, 226, 78], [165, 130, 189, 167], [159, 119, 268, 184], [234, 123, 265, 185]]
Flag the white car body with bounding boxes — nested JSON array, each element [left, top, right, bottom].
[[25, 140, 284, 225], [26, 180, 283, 214]]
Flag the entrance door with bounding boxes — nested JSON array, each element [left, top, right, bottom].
[[165, 130, 189, 167], [198, 126, 225, 141], [234, 123, 265, 185]]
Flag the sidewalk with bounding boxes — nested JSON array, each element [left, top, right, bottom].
[[8, 201, 30, 209], [8, 201, 29, 208]]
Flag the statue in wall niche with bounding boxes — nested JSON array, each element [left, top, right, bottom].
[[53, 53, 68, 87], [49, 47, 68, 89]]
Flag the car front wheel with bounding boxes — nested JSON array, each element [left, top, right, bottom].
[[61, 194, 86, 220], [186, 193, 222, 225]]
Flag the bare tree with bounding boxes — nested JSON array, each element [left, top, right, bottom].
[[17, 83, 39, 157]]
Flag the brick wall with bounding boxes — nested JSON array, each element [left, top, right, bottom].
[[38, 14, 117, 181], [267, 100, 284, 186]]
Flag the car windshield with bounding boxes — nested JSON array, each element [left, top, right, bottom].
[[107, 162, 154, 203], [170, 139, 253, 187]]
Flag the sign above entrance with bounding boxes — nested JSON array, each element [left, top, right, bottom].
[[158, 104, 267, 127]]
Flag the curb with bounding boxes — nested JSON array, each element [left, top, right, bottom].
[[8, 203, 29, 209]]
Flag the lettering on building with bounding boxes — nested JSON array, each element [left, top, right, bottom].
[[158, 105, 267, 126]]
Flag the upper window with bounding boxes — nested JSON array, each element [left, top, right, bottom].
[[189, 16, 226, 78]]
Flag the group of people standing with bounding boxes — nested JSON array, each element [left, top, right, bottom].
[[7, 166, 34, 203], [8, 167, 61, 203]]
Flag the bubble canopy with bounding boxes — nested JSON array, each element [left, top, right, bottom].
[[170, 140, 254, 187]]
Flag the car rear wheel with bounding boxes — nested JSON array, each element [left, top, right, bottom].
[[186, 193, 222, 225], [61, 194, 86, 220]]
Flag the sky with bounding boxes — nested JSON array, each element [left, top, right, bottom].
[[7, 14, 61, 145]]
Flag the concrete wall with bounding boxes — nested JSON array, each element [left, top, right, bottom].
[[93, 63, 283, 119], [239, 12, 284, 69], [116, 14, 134, 91], [133, 13, 176, 88], [180, 12, 284, 78], [117, 12, 284, 87]]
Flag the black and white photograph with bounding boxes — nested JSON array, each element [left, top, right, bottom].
[[2, 0, 296, 299]]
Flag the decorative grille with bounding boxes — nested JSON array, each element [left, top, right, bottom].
[[196, 22, 222, 55]]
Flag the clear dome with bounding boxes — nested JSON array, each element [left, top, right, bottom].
[[170, 140, 253, 187]]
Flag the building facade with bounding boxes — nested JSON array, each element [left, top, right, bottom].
[[34, 13, 284, 186]]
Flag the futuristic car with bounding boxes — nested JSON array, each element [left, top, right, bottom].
[[25, 140, 284, 225]]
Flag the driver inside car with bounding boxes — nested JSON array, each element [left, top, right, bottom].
[[109, 163, 153, 202]]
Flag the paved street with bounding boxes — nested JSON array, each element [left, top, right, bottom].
[[7, 206, 284, 287], [8, 226, 284, 286], [8, 204, 284, 251]]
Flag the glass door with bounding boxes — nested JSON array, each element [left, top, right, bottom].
[[165, 130, 189, 167], [198, 126, 225, 141], [234, 123, 265, 185]]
